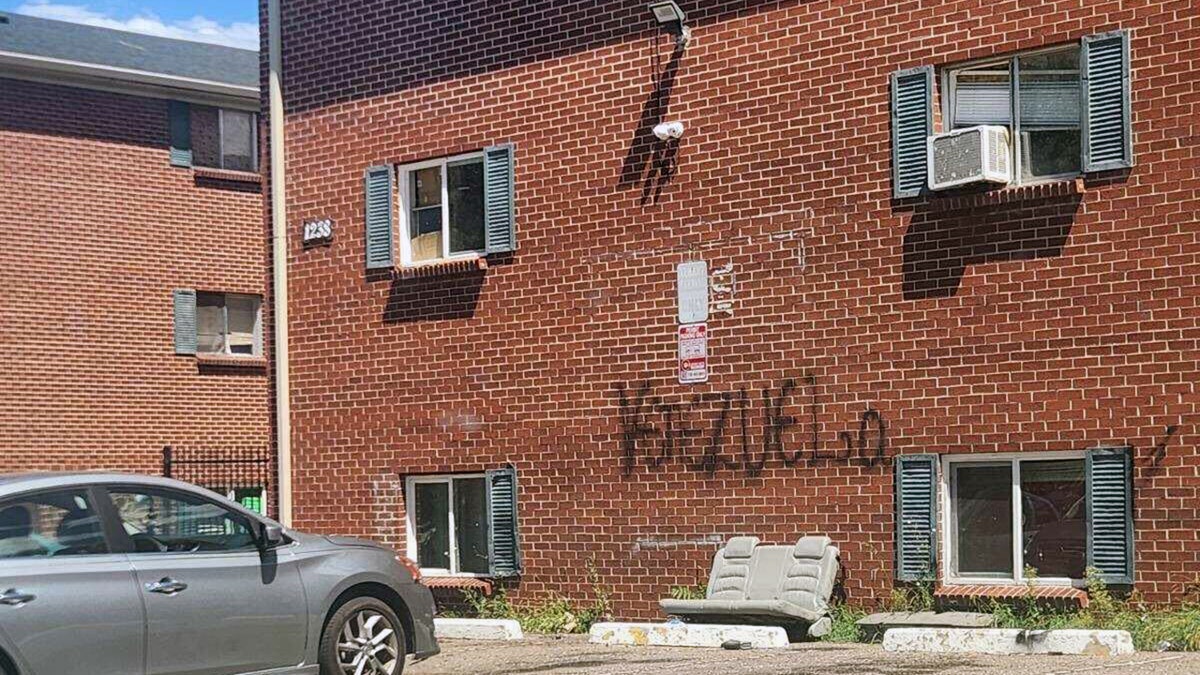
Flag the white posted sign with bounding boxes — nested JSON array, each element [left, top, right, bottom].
[[678, 323, 709, 384], [677, 261, 709, 324]]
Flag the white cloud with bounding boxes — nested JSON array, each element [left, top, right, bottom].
[[13, 2, 259, 51]]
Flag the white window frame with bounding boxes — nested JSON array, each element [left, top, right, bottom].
[[217, 108, 258, 172], [940, 450, 1087, 588], [196, 292, 263, 358], [405, 473, 489, 578], [396, 152, 486, 268], [941, 43, 1082, 187]]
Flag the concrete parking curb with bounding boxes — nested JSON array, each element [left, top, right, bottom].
[[589, 622, 790, 648], [882, 627, 1135, 656], [434, 618, 525, 641]]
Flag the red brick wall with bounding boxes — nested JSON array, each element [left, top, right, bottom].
[[0, 78, 269, 477], [272, 0, 1200, 617]]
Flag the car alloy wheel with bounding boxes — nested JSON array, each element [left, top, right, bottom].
[[336, 608, 401, 675]]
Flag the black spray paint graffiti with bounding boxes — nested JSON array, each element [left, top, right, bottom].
[[616, 375, 887, 476]]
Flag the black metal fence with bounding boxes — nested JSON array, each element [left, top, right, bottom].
[[161, 446, 274, 517]]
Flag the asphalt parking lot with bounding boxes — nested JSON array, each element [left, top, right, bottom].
[[408, 636, 1200, 675]]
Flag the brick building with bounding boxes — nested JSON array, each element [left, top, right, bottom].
[[270, 0, 1200, 617], [0, 14, 272, 509]]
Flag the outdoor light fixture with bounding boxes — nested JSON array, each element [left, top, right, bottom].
[[649, 1, 691, 46]]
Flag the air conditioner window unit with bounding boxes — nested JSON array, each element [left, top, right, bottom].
[[927, 125, 1012, 191]]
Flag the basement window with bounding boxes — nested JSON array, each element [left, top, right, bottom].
[[944, 44, 1081, 183], [944, 453, 1086, 585], [397, 153, 486, 266], [406, 474, 490, 576], [196, 293, 261, 357]]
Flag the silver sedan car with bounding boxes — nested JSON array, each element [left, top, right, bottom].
[[0, 473, 439, 675]]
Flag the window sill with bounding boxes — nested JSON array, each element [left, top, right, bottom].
[[927, 176, 1085, 212], [421, 576, 495, 595], [394, 256, 488, 279], [196, 354, 267, 370], [935, 584, 1088, 607], [192, 167, 263, 186]]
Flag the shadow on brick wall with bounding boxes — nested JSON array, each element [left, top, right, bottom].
[[899, 188, 1085, 300], [380, 268, 486, 323], [618, 37, 684, 205]]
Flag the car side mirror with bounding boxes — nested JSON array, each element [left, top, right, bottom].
[[260, 524, 285, 549]]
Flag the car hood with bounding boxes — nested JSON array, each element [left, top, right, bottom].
[[286, 530, 391, 552], [322, 535, 389, 550]]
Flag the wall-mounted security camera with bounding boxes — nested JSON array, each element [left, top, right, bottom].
[[648, 0, 691, 47], [652, 121, 685, 141]]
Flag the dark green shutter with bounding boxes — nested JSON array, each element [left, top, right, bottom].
[[1081, 30, 1133, 172], [173, 289, 197, 355], [1086, 446, 1134, 584], [364, 165, 395, 269], [483, 144, 516, 255], [487, 465, 521, 577], [169, 101, 192, 167], [890, 66, 934, 199], [895, 454, 937, 581]]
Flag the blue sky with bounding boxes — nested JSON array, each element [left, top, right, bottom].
[[0, 0, 259, 50]]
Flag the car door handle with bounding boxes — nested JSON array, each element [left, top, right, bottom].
[[145, 578, 188, 595], [0, 589, 36, 607]]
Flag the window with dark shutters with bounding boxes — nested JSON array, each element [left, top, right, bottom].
[[364, 165, 396, 269], [1081, 30, 1133, 172], [483, 144, 516, 255], [1086, 447, 1134, 585], [890, 66, 934, 199], [173, 289, 197, 355], [487, 466, 521, 578], [169, 101, 193, 168], [894, 454, 938, 581]]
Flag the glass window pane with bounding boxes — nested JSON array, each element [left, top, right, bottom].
[[448, 160, 485, 254], [414, 483, 450, 570], [196, 293, 225, 354], [412, 167, 441, 209], [1021, 460, 1086, 579], [221, 110, 255, 172], [454, 478, 490, 574], [954, 61, 1011, 127], [1019, 46, 1081, 180], [226, 296, 258, 355], [0, 490, 108, 558], [111, 490, 256, 553], [410, 208, 442, 262], [953, 463, 1013, 576]]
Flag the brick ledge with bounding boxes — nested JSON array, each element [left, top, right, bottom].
[[927, 177, 1085, 212], [196, 354, 267, 370], [193, 167, 263, 185], [936, 584, 1088, 608], [422, 576, 494, 595], [394, 257, 488, 279]]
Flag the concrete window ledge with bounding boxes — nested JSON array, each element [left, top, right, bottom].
[[882, 627, 1135, 656], [434, 618, 523, 641], [589, 622, 790, 649]]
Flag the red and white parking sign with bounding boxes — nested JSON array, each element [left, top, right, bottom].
[[678, 323, 709, 384]]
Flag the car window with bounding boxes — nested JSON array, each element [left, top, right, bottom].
[[109, 488, 257, 553], [0, 489, 109, 559]]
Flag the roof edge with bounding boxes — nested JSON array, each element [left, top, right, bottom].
[[0, 49, 259, 109]]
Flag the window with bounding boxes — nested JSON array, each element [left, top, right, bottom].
[[945, 453, 1086, 584], [407, 475, 490, 575], [0, 490, 108, 558], [186, 105, 258, 172], [109, 488, 258, 553], [196, 292, 261, 357], [219, 109, 257, 172], [399, 154, 486, 265], [945, 44, 1082, 183]]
